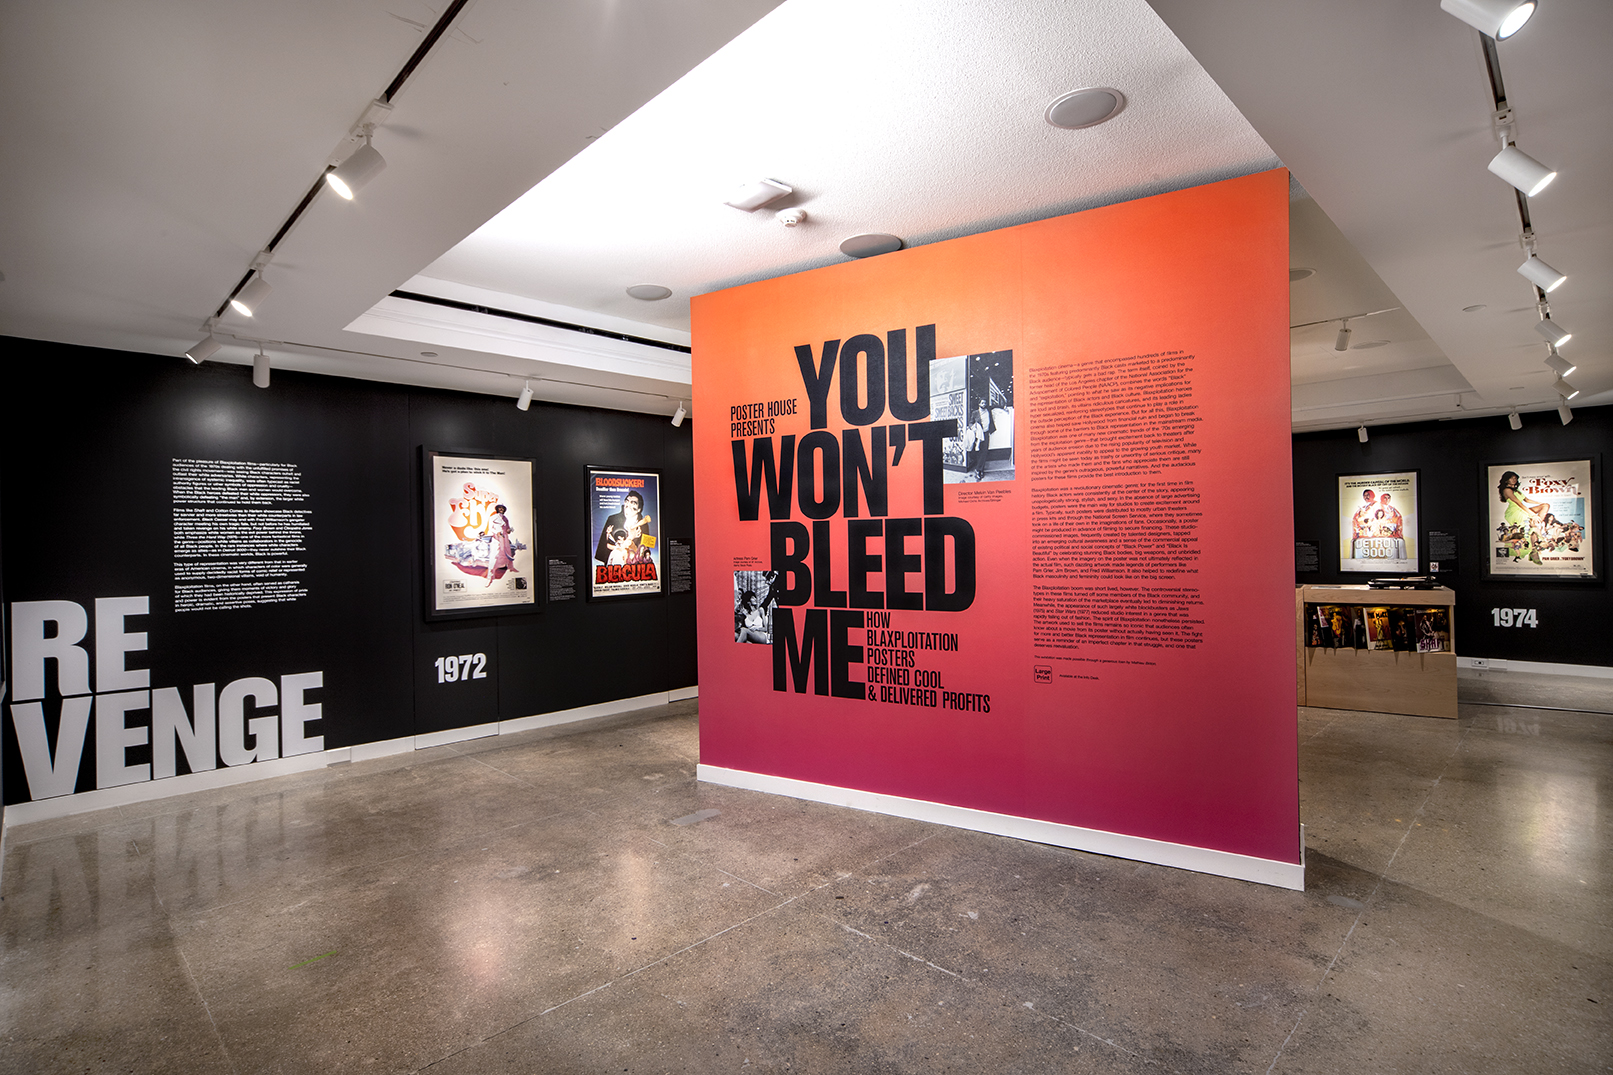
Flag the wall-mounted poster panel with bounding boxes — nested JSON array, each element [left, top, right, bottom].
[[588, 467, 663, 599], [1338, 471, 1419, 574], [690, 169, 1301, 888], [425, 451, 537, 619], [1484, 459, 1598, 579]]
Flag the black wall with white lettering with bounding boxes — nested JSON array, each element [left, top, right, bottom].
[[1, 339, 696, 805], [1292, 404, 1610, 667]]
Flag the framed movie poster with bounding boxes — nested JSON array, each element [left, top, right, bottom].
[[424, 450, 538, 619], [1483, 458, 1598, 580], [586, 467, 663, 599], [1339, 471, 1419, 573]]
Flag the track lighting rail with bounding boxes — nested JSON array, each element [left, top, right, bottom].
[[201, 0, 473, 325]]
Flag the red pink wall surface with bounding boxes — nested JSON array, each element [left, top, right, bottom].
[[690, 169, 1299, 886]]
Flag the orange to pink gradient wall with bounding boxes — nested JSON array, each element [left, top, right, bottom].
[[691, 169, 1298, 876]]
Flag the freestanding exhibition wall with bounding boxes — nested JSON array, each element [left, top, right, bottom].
[[691, 169, 1303, 889]]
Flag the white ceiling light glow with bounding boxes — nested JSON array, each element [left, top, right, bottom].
[[1440, 0, 1537, 39], [326, 127, 387, 201], [723, 178, 792, 211], [1045, 87, 1127, 129], [185, 334, 220, 365], [1534, 317, 1571, 346], [1517, 254, 1566, 292], [1543, 349, 1576, 378], [1488, 144, 1556, 196], [229, 271, 273, 317]]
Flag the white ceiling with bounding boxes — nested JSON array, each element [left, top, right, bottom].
[[1, 0, 1605, 428]]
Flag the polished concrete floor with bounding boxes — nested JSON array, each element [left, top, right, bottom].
[[1, 671, 1608, 1073]]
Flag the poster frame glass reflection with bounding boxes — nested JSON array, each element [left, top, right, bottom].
[[1481, 456, 1600, 581], [585, 465, 664, 601], [422, 448, 539, 621], [1337, 470, 1420, 574]]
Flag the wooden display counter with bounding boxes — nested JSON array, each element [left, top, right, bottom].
[[1296, 584, 1458, 719]]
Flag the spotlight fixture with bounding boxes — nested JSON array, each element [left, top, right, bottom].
[[1553, 376, 1579, 401], [1357, 425, 1369, 443], [1334, 320, 1352, 352], [1534, 317, 1572, 346], [1517, 254, 1566, 293], [230, 271, 273, 317], [1044, 87, 1127, 130], [671, 401, 686, 427], [1543, 348, 1577, 378], [1507, 408, 1522, 431], [724, 178, 792, 212], [186, 333, 221, 365], [1440, 0, 1536, 39], [326, 127, 386, 200], [516, 381, 533, 411], [1488, 144, 1556, 197], [253, 349, 271, 389], [1558, 402, 1573, 425], [626, 284, 672, 301]]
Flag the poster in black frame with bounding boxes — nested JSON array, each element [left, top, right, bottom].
[[422, 448, 540, 620], [585, 465, 664, 600], [1480, 455, 1600, 582], [1337, 469, 1420, 574]]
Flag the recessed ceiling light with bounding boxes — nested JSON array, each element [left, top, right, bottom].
[[840, 234, 903, 259], [420, 351, 438, 357], [1462, 305, 1486, 313], [1353, 339, 1391, 350], [1045, 87, 1126, 129], [627, 284, 672, 301], [1289, 268, 1315, 281]]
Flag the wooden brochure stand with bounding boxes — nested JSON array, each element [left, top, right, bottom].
[[1296, 585, 1458, 719]]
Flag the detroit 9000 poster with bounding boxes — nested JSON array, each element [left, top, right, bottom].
[[425, 451, 536, 619], [1338, 471, 1419, 574]]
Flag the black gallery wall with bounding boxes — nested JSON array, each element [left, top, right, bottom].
[[1292, 403, 1610, 667], [0, 338, 696, 807]]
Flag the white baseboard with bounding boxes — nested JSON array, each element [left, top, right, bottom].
[[1459, 657, 1613, 679], [2, 688, 698, 833], [349, 735, 415, 763], [697, 764, 1306, 891], [2, 747, 347, 827], [499, 689, 680, 734], [415, 722, 499, 749], [669, 684, 699, 702]]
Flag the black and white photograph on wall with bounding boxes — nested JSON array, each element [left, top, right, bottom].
[[1484, 459, 1597, 580], [1338, 471, 1419, 573], [933, 349, 1015, 483], [425, 451, 536, 619], [733, 569, 781, 644], [588, 467, 662, 599]]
